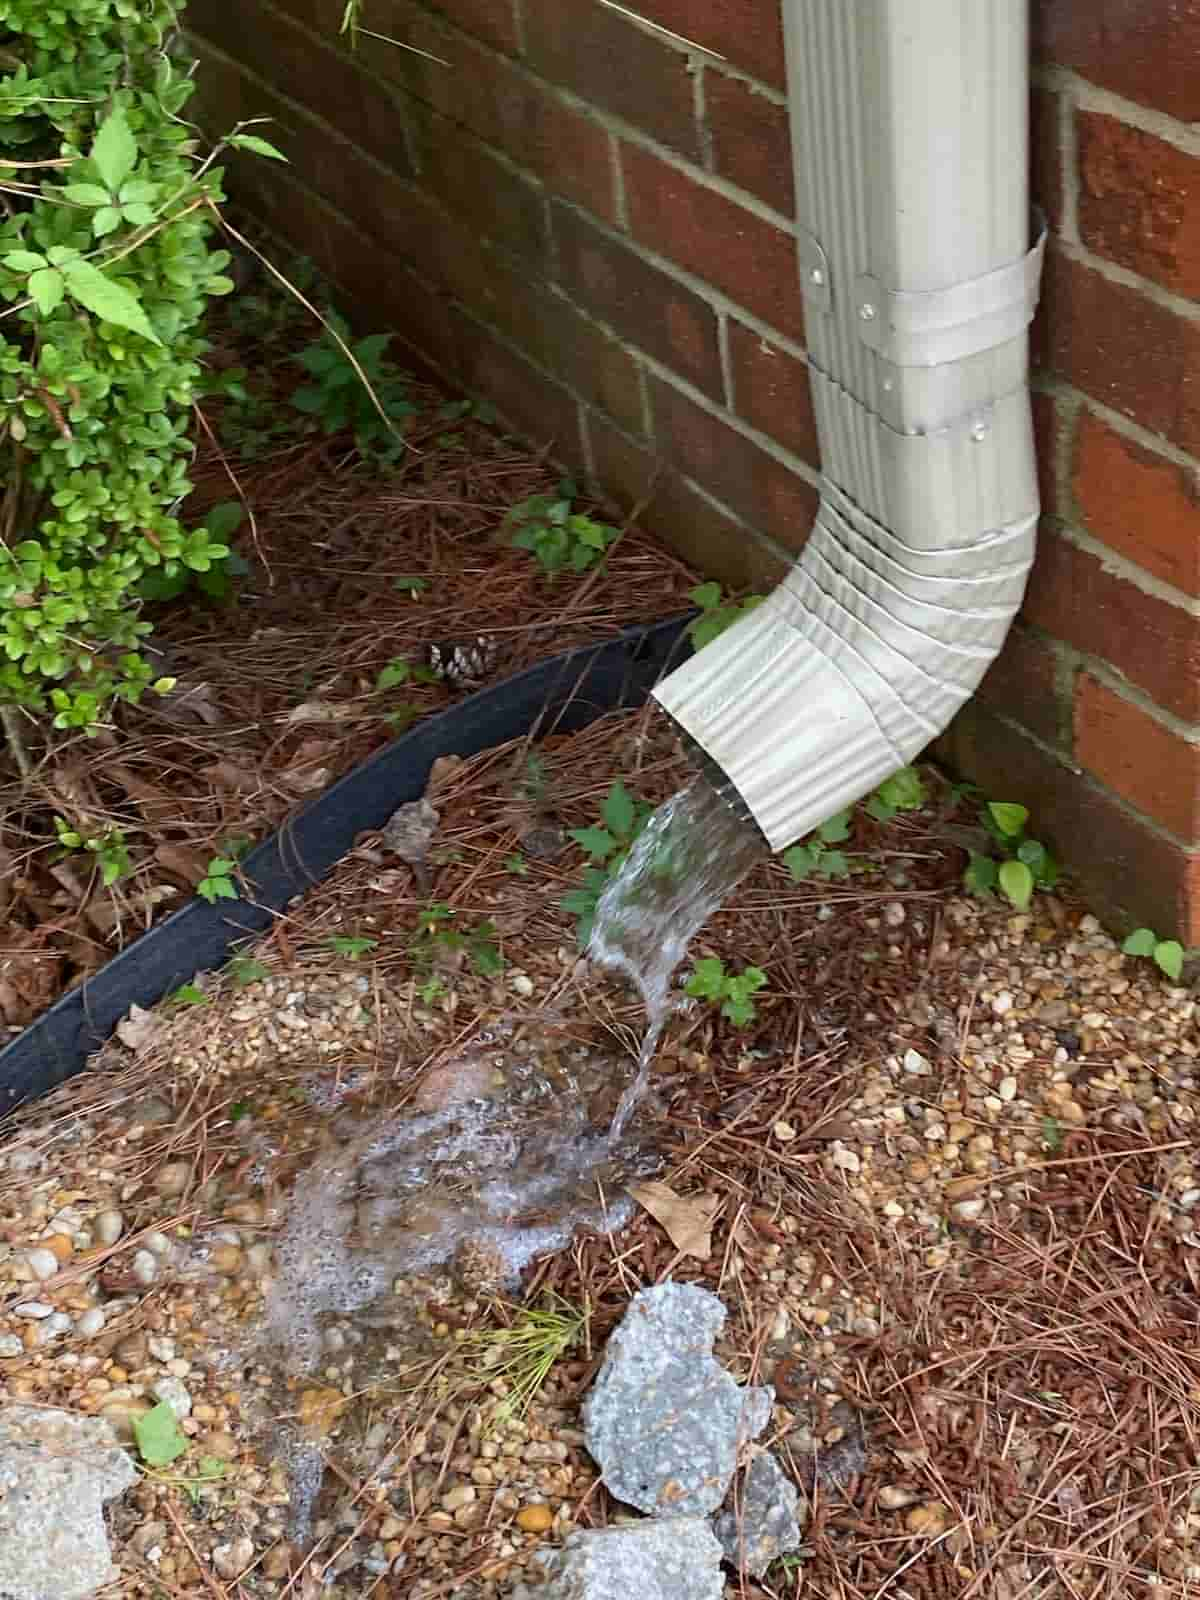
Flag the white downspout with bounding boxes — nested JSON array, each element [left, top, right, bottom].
[[653, 0, 1044, 851]]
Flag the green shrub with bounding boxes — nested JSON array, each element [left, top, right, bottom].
[[0, 2, 264, 742]]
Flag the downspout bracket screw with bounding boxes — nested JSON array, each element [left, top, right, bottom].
[[809, 267, 825, 285], [858, 302, 877, 321]]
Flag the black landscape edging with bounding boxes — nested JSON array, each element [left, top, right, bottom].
[[0, 615, 694, 1115]]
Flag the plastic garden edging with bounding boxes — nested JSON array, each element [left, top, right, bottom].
[[0, 615, 694, 1117]]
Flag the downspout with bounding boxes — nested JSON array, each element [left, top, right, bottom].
[[653, 0, 1044, 850]]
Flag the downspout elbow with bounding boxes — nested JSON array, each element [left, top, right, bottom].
[[653, 0, 1042, 853]]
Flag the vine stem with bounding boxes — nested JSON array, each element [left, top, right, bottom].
[[0, 703, 33, 779]]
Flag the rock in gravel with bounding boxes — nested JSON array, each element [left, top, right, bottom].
[[0, 1406, 136, 1600], [534, 1517, 724, 1600], [714, 1449, 806, 1577], [583, 1283, 772, 1517]]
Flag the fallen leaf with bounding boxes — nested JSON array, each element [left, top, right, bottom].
[[157, 680, 223, 725], [286, 700, 350, 724], [116, 1003, 159, 1054], [381, 797, 439, 893], [298, 1386, 348, 1435], [628, 1180, 721, 1260], [107, 763, 177, 827], [202, 759, 262, 793], [154, 842, 211, 885], [278, 765, 330, 795], [426, 755, 465, 792]]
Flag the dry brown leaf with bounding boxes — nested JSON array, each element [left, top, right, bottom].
[[427, 754, 465, 792], [115, 1002, 159, 1055], [202, 758, 262, 793], [286, 699, 350, 724], [107, 762, 177, 827], [158, 680, 223, 725], [154, 842, 210, 885], [628, 1180, 721, 1260]]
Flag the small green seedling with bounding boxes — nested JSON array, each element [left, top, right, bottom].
[[133, 1402, 188, 1468], [1122, 927, 1184, 982], [864, 765, 926, 823], [782, 807, 854, 883], [964, 801, 1059, 911], [291, 313, 415, 464], [504, 478, 619, 576], [685, 957, 767, 1027], [327, 934, 379, 960], [227, 955, 270, 988], [504, 854, 529, 876], [197, 857, 239, 904], [169, 983, 209, 1006], [392, 574, 430, 595], [685, 582, 766, 651], [417, 975, 447, 1005], [1041, 1115, 1063, 1153], [52, 818, 132, 888], [561, 780, 653, 946], [411, 903, 504, 976]]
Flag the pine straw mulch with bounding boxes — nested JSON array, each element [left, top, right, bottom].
[[3, 702, 1198, 1599], [0, 375, 698, 1037]]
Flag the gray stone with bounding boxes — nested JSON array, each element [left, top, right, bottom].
[[714, 1449, 806, 1577], [582, 1283, 772, 1517], [535, 1517, 723, 1600], [151, 1377, 192, 1418], [0, 1405, 135, 1600]]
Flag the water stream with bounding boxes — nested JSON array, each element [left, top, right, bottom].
[[243, 770, 764, 1539], [588, 774, 767, 1139]]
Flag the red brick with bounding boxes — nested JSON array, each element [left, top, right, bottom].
[[211, 152, 461, 379], [1073, 411, 1200, 597], [423, 0, 519, 53], [649, 378, 818, 551], [941, 699, 1200, 944], [1038, 248, 1200, 459], [726, 322, 818, 465], [520, 0, 699, 159], [1076, 111, 1200, 302], [404, 99, 548, 263], [1031, 86, 1062, 236], [1034, 0, 1200, 125], [622, 144, 804, 343], [703, 71, 793, 217], [1075, 674, 1200, 841], [1022, 526, 1200, 722], [427, 216, 645, 434], [552, 203, 723, 400], [621, 0, 786, 91], [454, 319, 586, 473], [589, 413, 788, 591], [189, 0, 413, 179], [1030, 388, 1059, 517], [976, 624, 1065, 749]]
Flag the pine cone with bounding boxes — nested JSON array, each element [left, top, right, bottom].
[[451, 1235, 510, 1297]]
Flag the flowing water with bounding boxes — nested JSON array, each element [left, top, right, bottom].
[[242, 771, 763, 1539], [588, 774, 767, 1139]]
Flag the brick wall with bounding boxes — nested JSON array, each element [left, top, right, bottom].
[[187, 0, 1200, 943]]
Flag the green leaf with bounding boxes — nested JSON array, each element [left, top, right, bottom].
[[90, 107, 138, 193], [62, 183, 112, 207], [1122, 927, 1158, 958], [1154, 941, 1184, 982], [874, 766, 926, 814], [998, 859, 1034, 911], [170, 984, 209, 1007], [721, 995, 757, 1027], [227, 132, 290, 162], [28, 268, 65, 316], [1016, 839, 1048, 876], [987, 801, 1029, 839], [570, 826, 617, 861], [819, 850, 850, 879], [133, 1400, 188, 1467], [783, 843, 820, 881], [328, 934, 378, 959], [228, 955, 270, 987], [685, 957, 727, 1001], [688, 582, 723, 612], [864, 794, 895, 823], [3, 250, 47, 272], [61, 261, 160, 345], [817, 807, 852, 844], [376, 658, 411, 691], [602, 781, 637, 840], [504, 854, 529, 876], [964, 853, 998, 895]]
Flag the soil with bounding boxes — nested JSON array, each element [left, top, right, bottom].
[[1, 252, 1199, 1600]]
